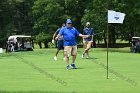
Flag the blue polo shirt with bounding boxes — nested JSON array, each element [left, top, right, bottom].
[[83, 28, 94, 41], [59, 26, 79, 46]]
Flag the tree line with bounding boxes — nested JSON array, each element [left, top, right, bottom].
[[0, 0, 140, 48]]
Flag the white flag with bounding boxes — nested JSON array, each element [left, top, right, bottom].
[[108, 10, 126, 24]]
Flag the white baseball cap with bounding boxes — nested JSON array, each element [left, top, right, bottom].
[[86, 22, 90, 25]]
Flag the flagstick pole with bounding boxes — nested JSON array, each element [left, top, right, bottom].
[[107, 10, 125, 79], [107, 23, 109, 79]]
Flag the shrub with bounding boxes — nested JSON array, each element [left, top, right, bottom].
[[48, 42, 55, 48]]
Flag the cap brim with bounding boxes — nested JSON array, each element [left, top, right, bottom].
[[67, 22, 72, 24]]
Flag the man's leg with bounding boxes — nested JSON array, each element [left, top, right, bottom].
[[82, 42, 87, 58], [85, 42, 92, 58], [63, 50, 66, 60], [64, 46, 71, 69], [71, 46, 77, 69], [65, 54, 69, 65], [55, 49, 59, 56], [83, 41, 92, 58], [61, 41, 65, 60], [72, 55, 76, 64], [86, 50, 89, 58], [54, 48, 60, 60], [54, 40, 61, 61], [54, 50, 58, 61]]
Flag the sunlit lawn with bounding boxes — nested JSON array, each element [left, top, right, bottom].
[[0, 48, 140, 93]]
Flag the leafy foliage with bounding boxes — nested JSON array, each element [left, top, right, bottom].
[[0, 0, 140, 47]]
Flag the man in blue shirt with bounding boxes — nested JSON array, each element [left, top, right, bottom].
[[52, 23, 65, 61], [56, 19, 88, 69], [82, 22, 94, 59]]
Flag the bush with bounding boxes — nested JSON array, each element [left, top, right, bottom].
[[48, 42, 56, 48]]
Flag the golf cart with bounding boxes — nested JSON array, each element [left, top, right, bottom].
[[130, 37, 140, 53], [6, 35, 33, 52]]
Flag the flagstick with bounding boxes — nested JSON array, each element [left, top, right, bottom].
[[107, 10, 125, 79], [107, 23, 109, 79]]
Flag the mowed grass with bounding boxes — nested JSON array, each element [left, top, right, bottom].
[[0, 48, 140, 93]]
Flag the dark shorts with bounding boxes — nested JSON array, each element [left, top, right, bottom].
[[57, 40, 64, 50]]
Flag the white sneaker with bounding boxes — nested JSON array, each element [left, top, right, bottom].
[[63, 57, 66, 61], [54, 56, 57, 61], [86, 56, 89, 59], [86, 54, 90, 59], [82, 53, 84, 59]]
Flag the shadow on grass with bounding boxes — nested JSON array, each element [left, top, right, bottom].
[[76, 67, 84, 69], [0, 91, 79, 93], [87, 57, 98, 59], [0, 51, 50, 58], [96, 48, 131, 53], [78, 47, 131, 54], [0, 53, 13, 57]]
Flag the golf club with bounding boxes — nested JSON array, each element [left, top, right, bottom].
[[86, 31, 104, 38]]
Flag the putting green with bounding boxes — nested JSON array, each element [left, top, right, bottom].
[[0, 48, 139, 93]]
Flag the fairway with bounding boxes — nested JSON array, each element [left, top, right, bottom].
[[0, 48, 140, 93]]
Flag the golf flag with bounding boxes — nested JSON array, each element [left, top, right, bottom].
[[108, 10, 126, 24]]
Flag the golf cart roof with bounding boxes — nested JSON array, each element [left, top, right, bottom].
[[132, 37, 140, 39], [8, 35, 31, 41]]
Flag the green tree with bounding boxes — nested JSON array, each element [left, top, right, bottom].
[[32, 0, 64, 34], [0, 0, 33, 47], [81, 0, 108, 45], [1, 0, 140, 48]]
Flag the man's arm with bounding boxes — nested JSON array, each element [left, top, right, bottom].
[[52, 28, 60, 43], [52, 32, 57, 40], [55, 27, 64, 40], [91, 28, 94, 42], [79, 34, 88, 38], [82, 37, 85, 43], [74, 28, 88, 38], [52, 32, 57, 44], [55, 34, 61, 40], [91, 35, 94, 42], [82, 29, 85, 42]]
